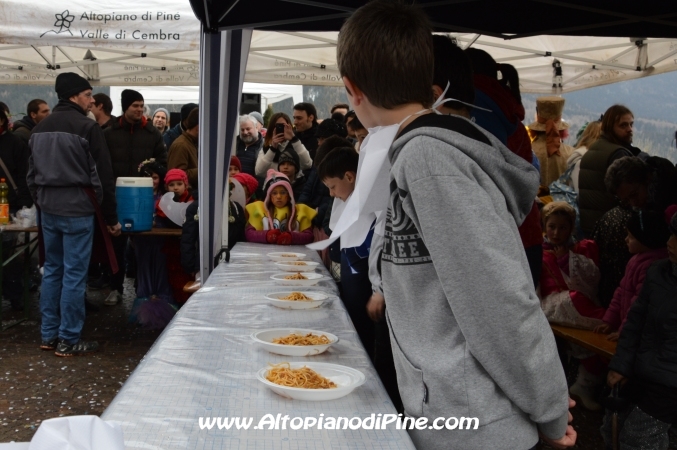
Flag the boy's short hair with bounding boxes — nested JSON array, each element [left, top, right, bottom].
[[432, 35, 475, 110], [337, 0, 434, 109], [317, 147, 359, 181], [315, 136, 354, 168]]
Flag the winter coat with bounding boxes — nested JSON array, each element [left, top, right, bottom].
[[163, 122, 184, 150], [294, 123, 319, 160], [610, 259, 677, 390], [578, 134, 637, 234], [298, 167, 332, 229], [235, 134, 263, 178], [11, 116, 36, 145], [603, 247, 668, 332], [27, 100, 117, 224], [104, 117, 167, 180], [167, 132, 198, 188], [255, 138, 312, 178], [0, 130, 32, 212], [566, 146, 588, 193]]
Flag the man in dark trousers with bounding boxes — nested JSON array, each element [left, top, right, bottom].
[[28, 73, 120, 356], [94, 89, 166, 305]]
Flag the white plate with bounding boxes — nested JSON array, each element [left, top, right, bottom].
[[251, 328, 338, 356], [257, 362, 365, 401], [271, 272, 325, 286], [267, 252, 306, 262], [265, 291, 330, 309], [274, 261, 320, 272]]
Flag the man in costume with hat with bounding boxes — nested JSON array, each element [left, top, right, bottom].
[[528, 96, 574, 188], [27, 72, 121, 356]]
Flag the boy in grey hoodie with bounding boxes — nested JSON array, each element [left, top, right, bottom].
[[337, 2, 575, 449]]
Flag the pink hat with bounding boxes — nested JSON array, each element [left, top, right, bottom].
[[263, 169, 295, 231], [165, 168, 188, 186]]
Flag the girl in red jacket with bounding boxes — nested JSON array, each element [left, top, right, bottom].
[[595, 209, 669, 341]]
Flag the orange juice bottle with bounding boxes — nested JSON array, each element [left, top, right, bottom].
[[0, 178, 9, 225]]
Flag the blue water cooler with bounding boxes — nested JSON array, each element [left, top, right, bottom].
[[116, 177, 154, 232]]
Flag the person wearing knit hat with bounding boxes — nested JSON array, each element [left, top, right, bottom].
[[601, 205, 677, 450], [152, 108, 170, 134], [232, 172, 258, 203], [244, 169, 316, 245], [55, 73, 93, 101], [229, 155, 242, 177], [121, 89, 144, 116], [138, 158, 167, 198], [595, 208, 669, 344], [277, 148, 305, 200], [28, 72, 121, 356], [249, 111, 264, 131]]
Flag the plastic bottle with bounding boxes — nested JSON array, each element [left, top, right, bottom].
[[0, 178, 9, 225]]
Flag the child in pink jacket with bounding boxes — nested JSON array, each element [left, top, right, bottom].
[[595, 209, 669, 341]]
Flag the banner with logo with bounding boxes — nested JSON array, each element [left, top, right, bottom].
[[0, 0, 200, 50]]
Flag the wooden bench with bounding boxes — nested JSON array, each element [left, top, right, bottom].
[[551, 324, 617, 360]]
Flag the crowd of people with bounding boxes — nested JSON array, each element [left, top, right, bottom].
[[2, 0, 677, 447]]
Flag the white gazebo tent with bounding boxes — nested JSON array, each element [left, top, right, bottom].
[[3, 0, 677, 279]]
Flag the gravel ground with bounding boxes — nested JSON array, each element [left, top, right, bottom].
[[1, 277, 674, 448]]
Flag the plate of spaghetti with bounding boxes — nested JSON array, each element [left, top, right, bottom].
[[267, 252, 306, 262], [251, 328, 339, 356], [256, 362, 365, 401], [274, 261, 320, 273], [271, 272, 325, 286], [264, 291, 330, 309]]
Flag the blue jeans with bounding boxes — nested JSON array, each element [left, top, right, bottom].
[[40, 212, 94, 344]]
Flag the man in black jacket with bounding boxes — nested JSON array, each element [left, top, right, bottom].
[[292, 102, 319, 160], [97, 89, 166, 305], [27, 72, 120, 356], [235, 114, 263, 178], [12, 99, 50, 145]]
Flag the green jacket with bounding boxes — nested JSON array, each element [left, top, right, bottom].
[[578, 135, 633, 234]]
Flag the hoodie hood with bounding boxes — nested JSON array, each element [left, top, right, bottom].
[[13, 116, 36, 132], [390, 113, 539, 226]]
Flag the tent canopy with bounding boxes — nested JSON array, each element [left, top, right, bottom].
[[3, 0, 677, 93], [191, 0, 677, 38]]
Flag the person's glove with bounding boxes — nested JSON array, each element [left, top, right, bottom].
[[277, 231, 292, 245], [266, 229, 281, 244]]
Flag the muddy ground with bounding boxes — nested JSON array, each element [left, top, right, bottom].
[[1, 277, 674, 448]]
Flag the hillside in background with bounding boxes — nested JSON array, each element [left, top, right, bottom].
[[3, 71, 675, 163]]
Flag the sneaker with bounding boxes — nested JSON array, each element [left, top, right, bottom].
[[40, 338, 58, 351], [88, 274, 111, 290], [103, 291, 122, 306], [54, 339, 99, 357]]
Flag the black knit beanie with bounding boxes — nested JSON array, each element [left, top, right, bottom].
[[278, 149, 300, 171], [55, 73, 92, 100], [181, 103, 199, 122], [121, 89, 144, 113], [627, 209, 670, 249]]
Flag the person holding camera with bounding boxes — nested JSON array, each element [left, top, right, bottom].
[[255, 112, 312, 179]]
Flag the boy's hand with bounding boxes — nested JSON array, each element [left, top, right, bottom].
[[366, 292, 385, 322], [266, 229, 281, 244], [276, 231, 292, 245], [607, 370, 627, 387], [594, 323, 611, 334], [539, 398, 577, 449], [606, 332, 620, 342]]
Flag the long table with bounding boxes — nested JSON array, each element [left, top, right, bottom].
[[551, 324, 617, 360], [102, 242, 415, 449]]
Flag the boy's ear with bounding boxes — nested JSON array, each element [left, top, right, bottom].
[[345, 171, 356, 183], [432, 85, 444, 101], [342, 77, 363, 106]]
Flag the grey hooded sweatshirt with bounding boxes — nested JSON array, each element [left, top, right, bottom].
[[380, 114, 568, 450]]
